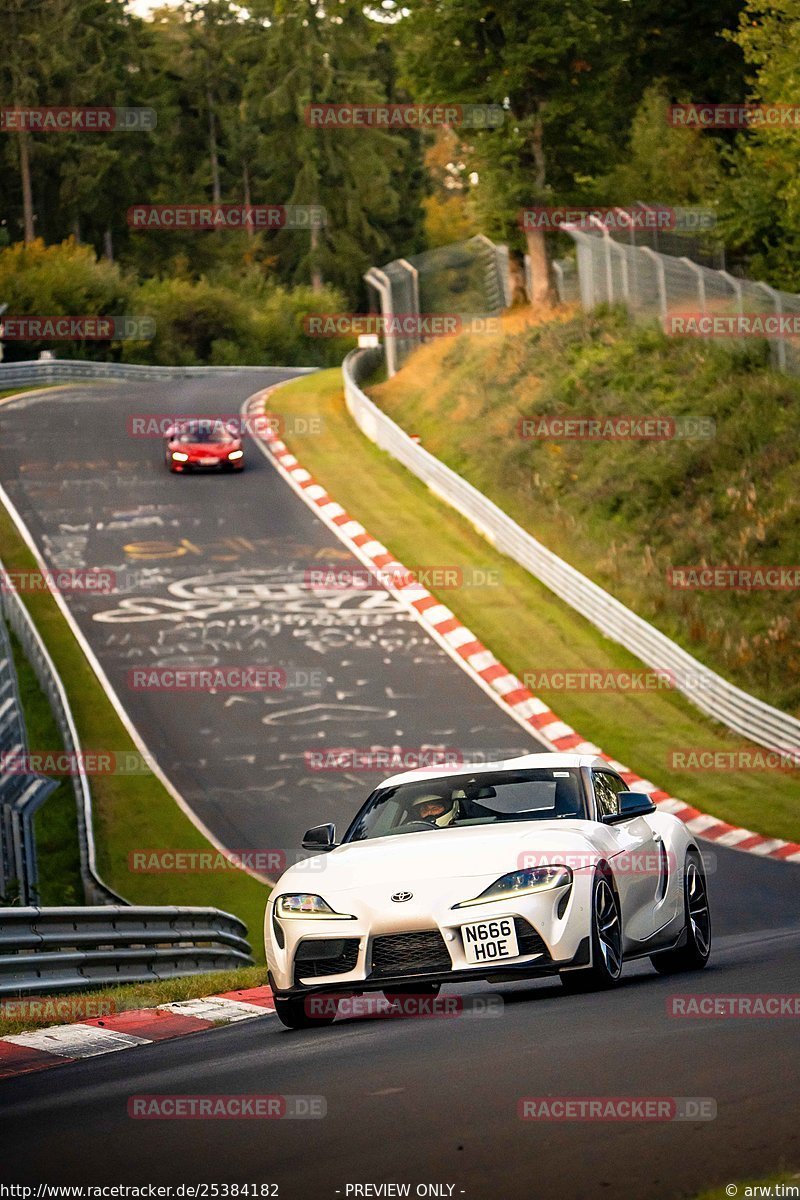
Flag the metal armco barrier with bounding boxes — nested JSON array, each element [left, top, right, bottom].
[[0, 563, 124, 906], [0, 906, 253, 995], [342, 347, 800, 758], [0, 613, 57, 904], [0, 359, 318, 387]]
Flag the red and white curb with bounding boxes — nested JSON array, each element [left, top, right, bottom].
[[244, 385, 800, 867], [0, 986, 276, 1080]]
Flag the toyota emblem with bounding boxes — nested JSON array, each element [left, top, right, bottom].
[[391, 891, 413, 903]]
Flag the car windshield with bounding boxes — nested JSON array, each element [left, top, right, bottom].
[[173, 420, 234, 445], [343, 767, 587, 842]]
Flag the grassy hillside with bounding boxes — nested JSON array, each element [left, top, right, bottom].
[[371, 306, 800, 717]]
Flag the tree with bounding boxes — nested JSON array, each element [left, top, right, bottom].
[[718, 0, 800, 288], [0, 0, 81, 242], [600, 83, 723, 206], [395, 0, 749, 302], [243, 0, 420, 298]]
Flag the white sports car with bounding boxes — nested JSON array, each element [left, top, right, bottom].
[[265, 753, 711, 1029]]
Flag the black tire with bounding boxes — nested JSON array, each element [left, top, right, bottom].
[[560, 869, 623, 992], [650, 850, 711, 975], [383, 982, 441, 1007], [273, 994, 338, 1030]]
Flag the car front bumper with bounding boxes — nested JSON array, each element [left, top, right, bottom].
[[265, 879, 594, 997]]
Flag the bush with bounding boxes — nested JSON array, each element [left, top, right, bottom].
[[0, 238, 132, 361], [0, 239, 355, 368]]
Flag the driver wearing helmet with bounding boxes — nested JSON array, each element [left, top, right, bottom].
[[409, 792, 458, 828]]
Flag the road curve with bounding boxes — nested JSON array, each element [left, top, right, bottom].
[[0, 373, 540, 862], [0, 374, 797, 1197]]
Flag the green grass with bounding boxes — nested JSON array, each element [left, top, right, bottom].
[[0, 503, 269, 959], [266, 368, 800, 843], [8, 631, 83, 905], [0, 966, 266, 1037], [0, 387, 49, 401], [373, 307, 800, 716]]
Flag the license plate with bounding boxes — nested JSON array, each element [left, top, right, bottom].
[[461, 917, 518, 964], [199, 457, 218, 466]]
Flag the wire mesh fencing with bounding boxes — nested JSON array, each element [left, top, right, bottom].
[[557, 218, 800, 375], [365, 235, 511, 376]]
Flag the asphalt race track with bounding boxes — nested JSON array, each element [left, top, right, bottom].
[[0, 374, 537, 861], [0, 377, 798, 1198]]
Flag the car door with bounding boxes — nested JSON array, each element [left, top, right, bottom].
[[590, 770, 667, 945]]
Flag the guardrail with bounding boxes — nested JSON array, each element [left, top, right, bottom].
[[0, 562, 125, 906], [342, 347, 800, 758], [0, 906, 253, 995], [0, 612, 57, 904], [0, 359, 319, 387]]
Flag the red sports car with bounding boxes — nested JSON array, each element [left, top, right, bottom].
[[164, 418, 244, 473]]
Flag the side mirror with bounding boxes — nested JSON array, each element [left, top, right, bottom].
[[602, 791, 656, 824], [302, 822, 337, 851]]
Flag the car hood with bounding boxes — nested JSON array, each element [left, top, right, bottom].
[[277, 821, 600, 895], [170, 441, 237, 456]]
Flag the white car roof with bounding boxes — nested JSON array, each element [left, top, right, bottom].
[[377, 752, 609, 789]]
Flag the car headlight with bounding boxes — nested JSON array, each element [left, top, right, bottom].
[[171, 451, 189, 462], [275, 894, 355, 920], [228, 449, 244, 460], [452, 866, 572, 909]]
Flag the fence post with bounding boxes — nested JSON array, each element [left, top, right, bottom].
[[679, 256, 707, 315], [524, 254, 534, 302], [589, 217, 614, 304], [611, 240, 630, 304], [364, 266, 397, 377], [552, 260, 564, 303], [639, 247, 668, 324], [718, 269, 744, 315], [396, 257, 421, 362], [755, 281, 787, 372]]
